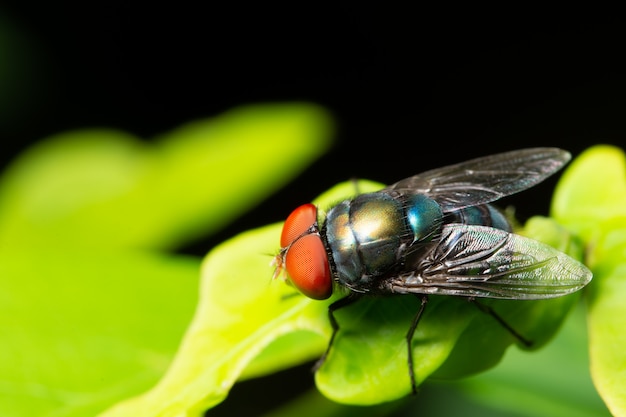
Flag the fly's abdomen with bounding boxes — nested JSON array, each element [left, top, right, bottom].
[[448, 204, 511, 231]]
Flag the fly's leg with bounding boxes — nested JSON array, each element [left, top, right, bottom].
[[471, 299, 533, 347], [313, 294, 360, 372], [406, 294, 429, 395]]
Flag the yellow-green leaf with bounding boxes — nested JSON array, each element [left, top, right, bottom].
[[0, 103, 334, 416], [552, 145, 626, 416], [0, 103, 333, 251]]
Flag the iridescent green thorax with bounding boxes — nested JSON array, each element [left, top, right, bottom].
[[323, 192, 443, 288]]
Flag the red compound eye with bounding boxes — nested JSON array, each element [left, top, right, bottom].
[[280, 204, 332, 300], [281, 203, 317, 248], [285, 234, 332, 300]]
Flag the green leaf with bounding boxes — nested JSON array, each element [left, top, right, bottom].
[[0, 249, 200, 417], [261, 388, 407, 417], [551, 144, 626, 244], [552, 145, 626, 416], [99, 224, 321, 416], [0, 102, 333, 251], [0, 103, 334, 416], [587, 236, 626, 417], [316, 295, 475, 403], [449, 301, 611, 417]]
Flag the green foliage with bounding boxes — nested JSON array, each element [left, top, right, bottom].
[[0, 103, 333, 416], [552, 145, 626, 416], [1, 102, 623, 417], [0, 104, 332, 251], [102, 148, 609, 415]]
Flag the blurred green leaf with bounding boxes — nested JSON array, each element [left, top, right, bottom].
[[448, 301, 610, 417], [262, 388, 407, 417], [0, 249, 200, 417], [0, 103, 333, 250], [0, 103, 334, 416], [100, 224, 320, 416], [551, 144, 626, 243], [552, 144, 626, 416]]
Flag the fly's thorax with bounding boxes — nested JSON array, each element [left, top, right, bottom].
[[323, 192, 443, 289], [323, 193, 405, 286]]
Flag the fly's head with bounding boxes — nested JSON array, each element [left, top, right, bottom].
[[273, 203, 333, 300]]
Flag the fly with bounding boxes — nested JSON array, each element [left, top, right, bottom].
[[273, 147, 592, 394]]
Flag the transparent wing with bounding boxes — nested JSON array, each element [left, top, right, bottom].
[[382, 148, 571, 211], [386, 224, 592, 299]]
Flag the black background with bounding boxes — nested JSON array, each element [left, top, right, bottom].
[[1, 4, 623, 415], [3, 5, 625, 236]]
